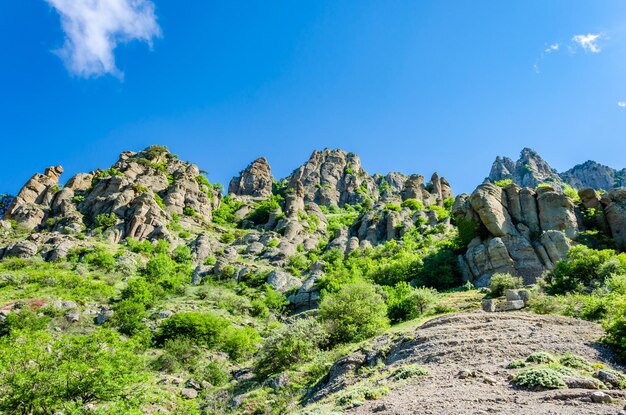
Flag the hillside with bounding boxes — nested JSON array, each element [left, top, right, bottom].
[[0, 145, 626, 415]]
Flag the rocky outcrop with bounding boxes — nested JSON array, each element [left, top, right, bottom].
[[3, 146, 219, 243], [228, 157, 274, 199], [455, 183, 579, 286], [488, 148, 626, 191], [561, 161, 626, 191], [488, 148, 561, 189], [286, 149, 374, 207]]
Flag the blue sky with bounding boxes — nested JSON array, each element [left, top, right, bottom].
[[2, 1, 626, 195]]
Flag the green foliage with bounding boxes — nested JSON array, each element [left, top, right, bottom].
[[96, 167, 124, 179], [489, 273, 523, 297], [171, 245, 192, 264], [0, 310, 50, 337], [560, 353, 593, 371], [561, 183, 581, 203], [155, 312, 259, 361], [120, 277, 161, 308], [401, 198, 424, 211], [385, 282, 437, 323], [154, 193, 165, 209], [183, 206, 196, 217], [111, 299, 150, 339], [546, 245, 626, 294], [255, 318, 328, 376], [514, 367, 566, 390], [0, 329, 146, 414], [93, 212, 118, 229], [507, 359, 527, 369], [318, 281, 390, 346], [246, 195, 283, 225], [264, 284, 289, 312], [390, 364, 429, 380], [195, 174, 210, 187], [220, 232, 235, 244], [427, 204, 450, 221], [126, 238, 155, 255], [81, 247, 116, 271], [212, 195, 243, 225], [145, 254, 176, 282], [384, 203, 401, 212], [418, 249, 460, 290], [526, 351, 557, 364], [494, 178, 512, 187]]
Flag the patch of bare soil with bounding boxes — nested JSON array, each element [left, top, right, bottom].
[[342, 312, 626, 415]]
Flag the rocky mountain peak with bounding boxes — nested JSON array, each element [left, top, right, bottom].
[[228, 157, 274, 199]]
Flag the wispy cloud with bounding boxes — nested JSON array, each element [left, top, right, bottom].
[[572, 33, 604, 53], [46, 0, 161, 78], [618, 101, 626, 108], [544, 43, 559, 53]]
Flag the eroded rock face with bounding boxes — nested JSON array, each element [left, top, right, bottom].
[[488, 148, 561, 189], [561, 161, 626, 191], [3, 146, 218, 243], [228, 157, 274, 199], [287, 149, 373, 207], [456, 183, 579, 286]]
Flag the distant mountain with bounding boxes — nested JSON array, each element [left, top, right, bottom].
[[487, 147, 626, 190]]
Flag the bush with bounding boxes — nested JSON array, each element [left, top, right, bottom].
[[390, 364, 429, 380], [494, 179, 512, 187], [82, 247, 116, 271], [514, 367, 566, 390], [526, 352, 557, 364], [0, 310, 50, 337], [489, 273, 523, 297], [0, 329, 146, 414], [384, 203, 401, 212], [255, 318, 328, 376], [246, 196, 283, 225], [112, 299, 150, 338], [417, 249, 460, 290], [220, 233, 235, 244], [121, 277, 161, 308], [386, 282, 437, 323], [155, 312, 259, 360], [401, 198, 424, 211], [183, 207, 196, 217], [145, 254, 177, 283], [126, 238, 155, 255], [155, 312, 229, 349], [318, 281, 390, 345], [546, 246, 626, 294], [171, 245, 193, 264], [93, 213, 118, 229]]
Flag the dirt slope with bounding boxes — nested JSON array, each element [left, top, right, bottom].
[[346, 312, 626, 415]]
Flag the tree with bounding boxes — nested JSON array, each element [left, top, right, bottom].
[[0, 329, 146, 414], [318, 281, 389, 345]]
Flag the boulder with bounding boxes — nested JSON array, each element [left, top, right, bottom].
[[228, 157, 274, 199]]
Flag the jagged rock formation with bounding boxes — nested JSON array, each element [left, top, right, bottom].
[[3, 146, 220, 247], [228, 157, 274, 199], [561, 161, 626, 190], [454, 183, 578, 286], [488, 147, 626, 191], [488, 148, 561, 188]]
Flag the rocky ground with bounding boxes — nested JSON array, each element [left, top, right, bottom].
[[337, 312, 626, 415]]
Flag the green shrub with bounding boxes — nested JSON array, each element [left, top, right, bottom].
[[494, 179, 512, 187], [546, 246, 626, 294], [384, 203, 401, 212], [155, 312, 230, 349], [514, 367, 566, 390], [318, 281, 390, 346], [246, 195, 283, 225], [111, 299, 150, 338], [221, 325, 261, 361], [126, 238, 155, 255], [220, 232, 235, 244], [121, 277, 160, 308], [386, 282, 437, 323], [172, 245, 193, 264], [527, 291, 564, 315], [144, 254, 177, 283], [390, 364, 429, 380], [417, 249, 461, 290], [560, 353, 593, 371], [401, 198, 424, 211], [562, 184, 581, 204], [507, 359, 527, 369], [0, 310, 50, 337], [427, 204, 450, 221], [93, 213, 118, 229], [183, 207, 196, 217], [82, 247, 116, 271], [0, 329, 146, 414], [526, 351, 557, 364], [255, 318, 328, 376], [154, 193, 165, 209], [264, 285, 288, 312], [489, 273, 523, 297]]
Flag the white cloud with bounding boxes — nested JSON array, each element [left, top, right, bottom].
[[618, 101, 626, 108], [46, 0, 161, 78], [544, 43, 559, 53], [572, 33, 604, 53]]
